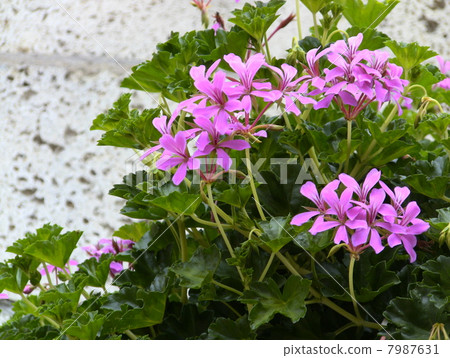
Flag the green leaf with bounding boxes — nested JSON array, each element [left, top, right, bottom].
[[336, 0, 399, 29], [149, 191, 201, 216], [121, 31, 199, 101], [64, 312, 105, 340], [386, 40, 438, 73], [0, 264, 29, 294], [369, 140, 417, 167], [102, 287, 166, 332], [113, 222, 152, 242], [300, 0, 329, 13], [229, 0, 285, 42], [259, 216, 294, 253], [24, 230, 82, 269], [207, 316, 256, 340], [403, 156, 449, 199], [6, 224, 63, 256], [171, 245, 221, 289], [91, 93, 161, 149], [76, 255, 113, 288], [195, 27, 250, 64], [384, 286, 449, 339], [346, 27, 389, 50], [39, 282, 83, 311], [216, 185, 253, 208], [240, 276, 311, 329], [420, 256, 450, 298], [0, 315, 59, 340], [293, 230, 333, 254]]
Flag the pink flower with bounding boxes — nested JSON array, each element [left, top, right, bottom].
[[109, 262, 124, 276], [256, 63, 316, 115], [435, 56, 450, 90], [290, 180, 340, 226], [224, 53, 271, 113], [0, 293, 8, 299], [140, 115, 175, 160], [339, 168, 381, 202], [193, 117, 250, 170], [307, 33, 411, 119], [381, 202, 430, 262], [156, 132, 201, 185], [291, 170, 429, 260], [311, 188, 367, 245]]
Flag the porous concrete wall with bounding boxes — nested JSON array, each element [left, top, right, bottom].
[[0, 0, 448, 265]]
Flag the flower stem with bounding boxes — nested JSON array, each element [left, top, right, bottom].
[[308, 146, 329, 183], [350, 102, 400, 178], [206, 183, 246, 283], [178, 217, 189, 304], [282, 111, 293, 130], [245, 148, 266, 221], [258, 252, 275, 282], [349, 254, 362, 320], [42, 263, 55, 289], [124, 329, 138, 340], [264, 33, 272, 63], [312, 12, 320, 39], [344, 119, 352, 173], [211, 279, 243, 296], [295, 0, 302, 39], [275, 251, 381, 330]]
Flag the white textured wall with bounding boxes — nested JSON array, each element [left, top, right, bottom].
[[0, 0, 448, 263]]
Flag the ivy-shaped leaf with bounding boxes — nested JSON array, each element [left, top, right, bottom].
[[336, 0, 399, 29], [102, 287, 166, 332], [63, 311, 105, 340], [171, 245, 221, 289], [229, 0, 285, 42], [259, 216, 294, 253], [24, 230, 82, 269], [240, 276, 311, 329], [386, 40, 438, 74], [207, 316, 256, 340]]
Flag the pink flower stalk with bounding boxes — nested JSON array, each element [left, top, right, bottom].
[[306, 33, 411, 119], [291, 169, 429, 261], [0, 293, 8, 299], [310, 188, 368, 246], [435, 56, 450, 90]]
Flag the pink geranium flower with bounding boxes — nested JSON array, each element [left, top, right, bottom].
[[224, 53, 271, 113], [435, 56, 450, 90], [0, 293, 8, 299], [156, 132, 201, 185], [193, 117, 250, 170], [291, 170, 429, 261], [256, 63, 316, 115]]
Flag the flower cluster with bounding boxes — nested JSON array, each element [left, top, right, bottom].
[[141, 34, 411, 185], [291, 169, 429, 262], [304, 33, 411, 120], [82, 238, 134, 275]]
